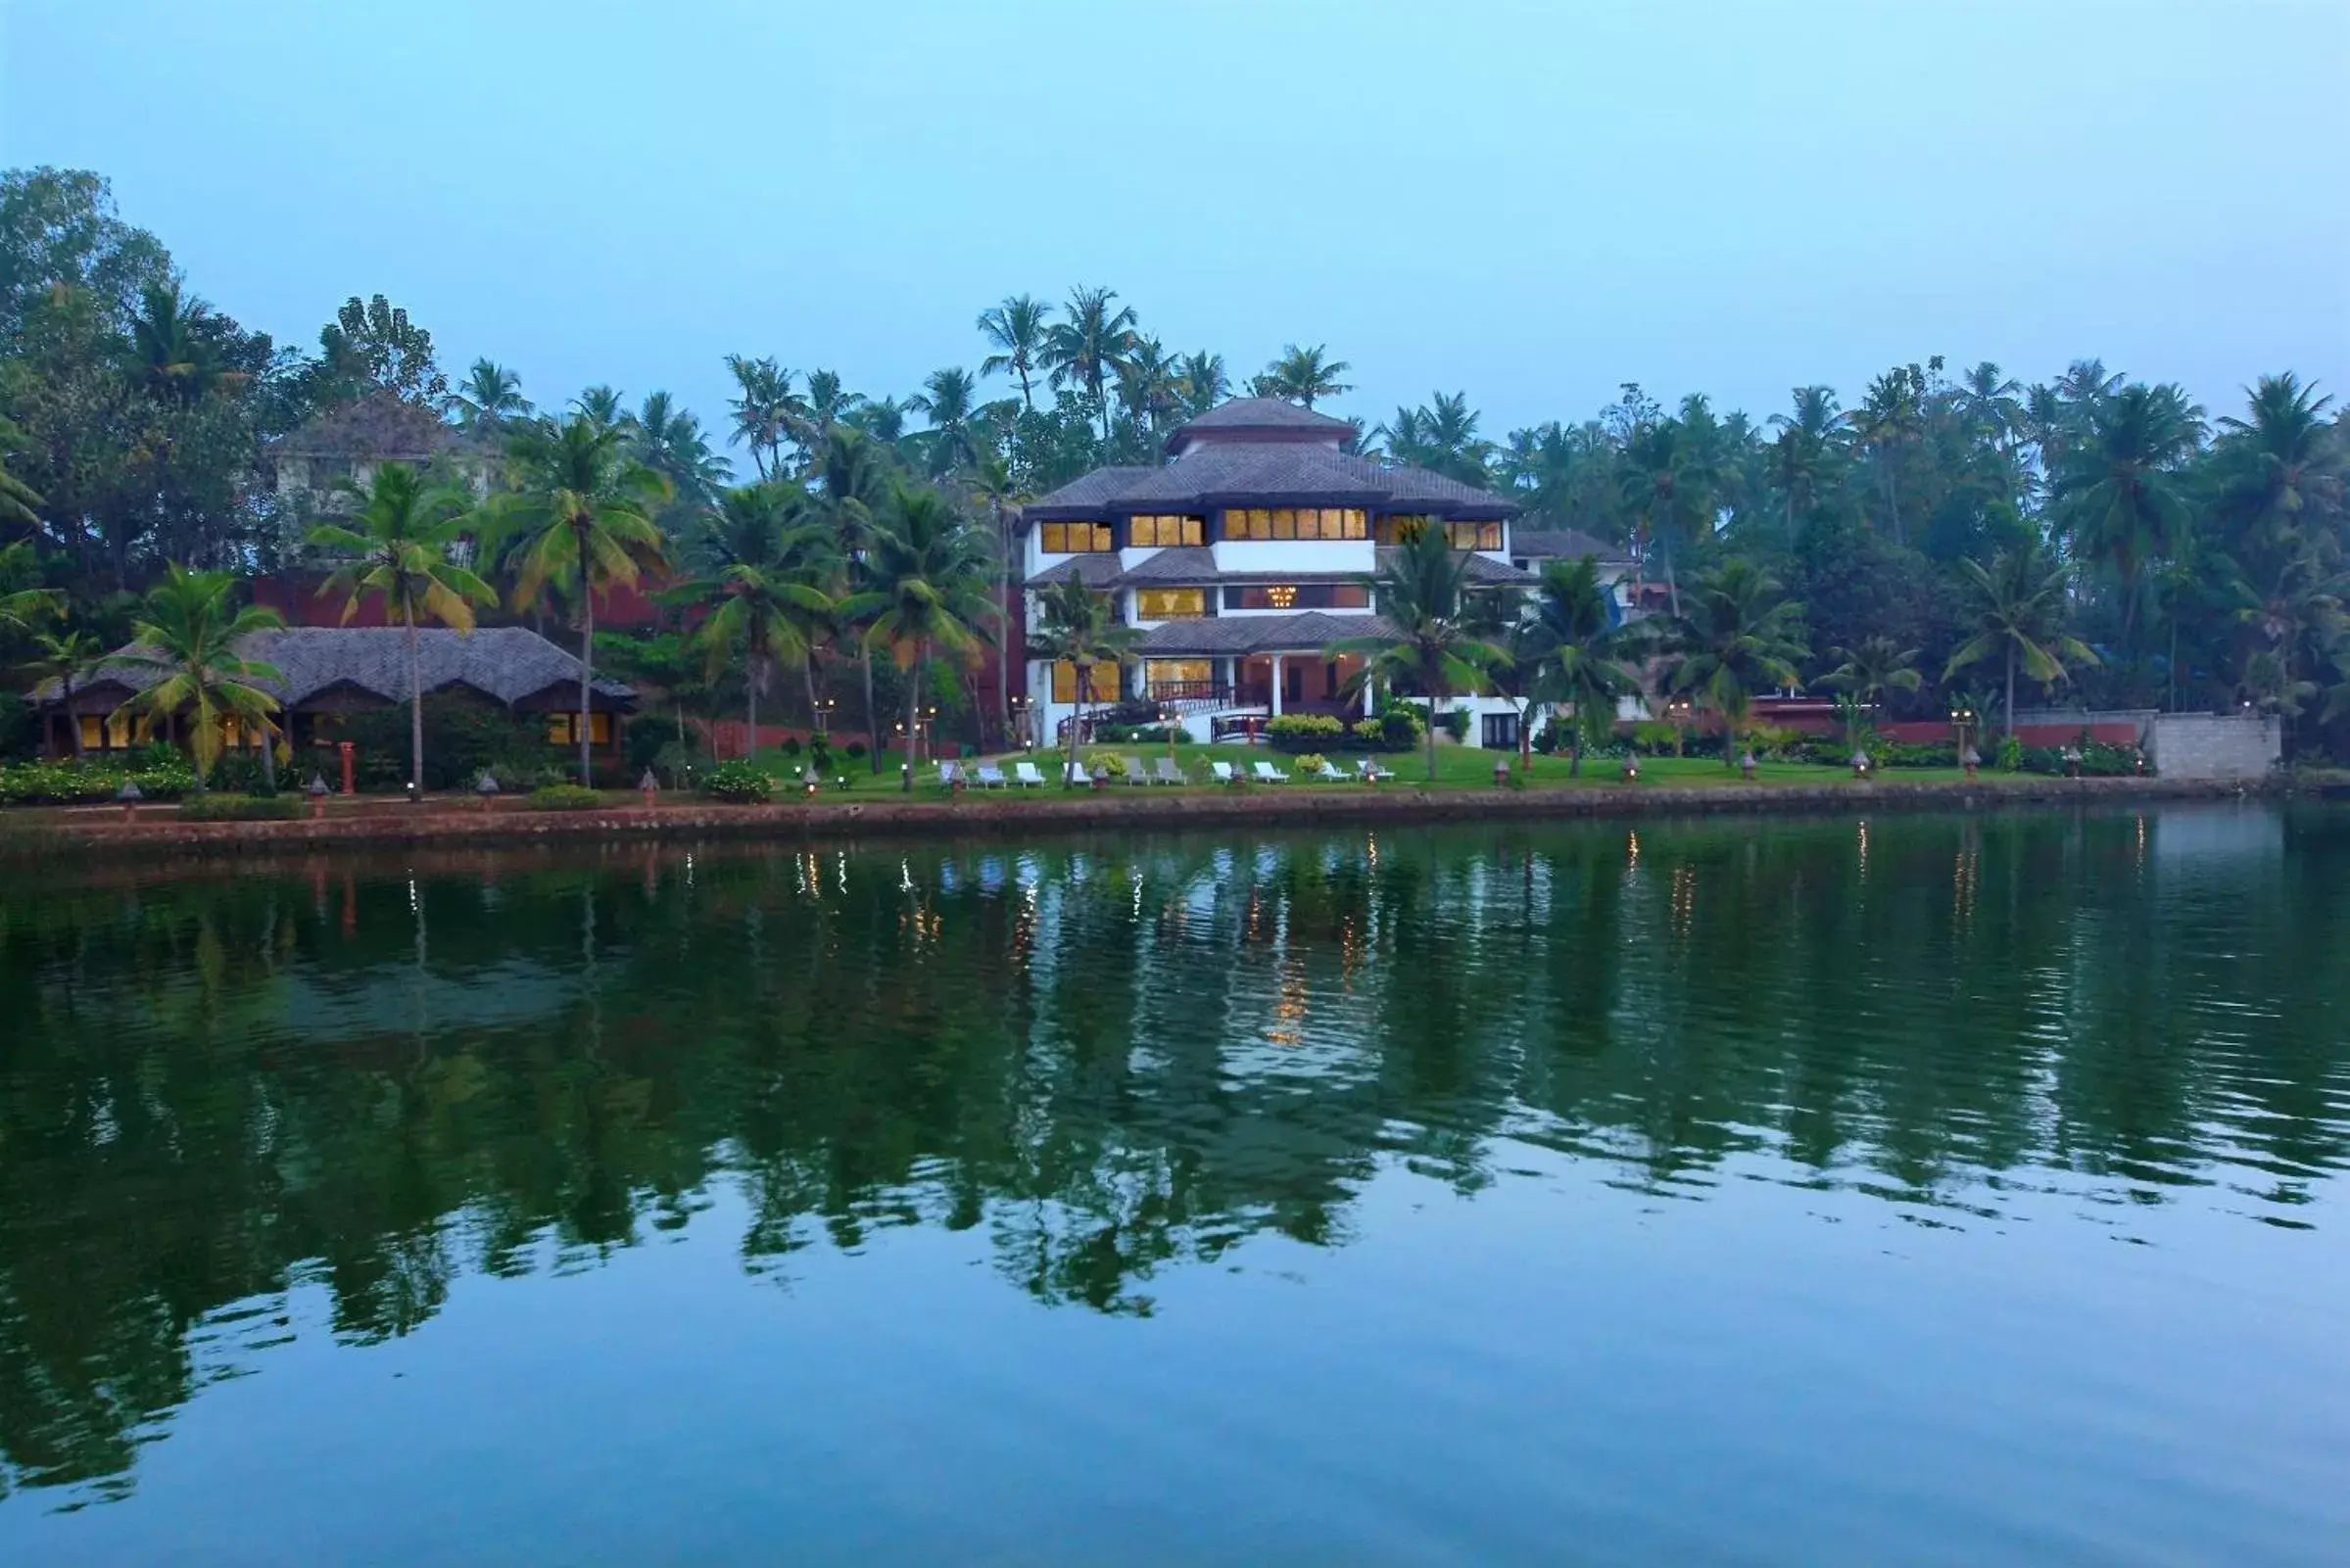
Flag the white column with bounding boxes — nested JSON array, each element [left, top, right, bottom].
[[1271, 653, 1284, 716], [1362, 666, 1374, 717]]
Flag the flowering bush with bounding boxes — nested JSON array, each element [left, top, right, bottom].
[[1291, 752, 1328, 776], [0, 755, 200, 806], [1265, 714, 1345, 752], [702, 759, 775, 803]]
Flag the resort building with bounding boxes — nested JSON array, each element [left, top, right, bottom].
[[25, 626, 634, 763], [1018, 399, 1636, 749]]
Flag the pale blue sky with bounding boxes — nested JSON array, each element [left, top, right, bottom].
[[5, 0, 2345, 458]]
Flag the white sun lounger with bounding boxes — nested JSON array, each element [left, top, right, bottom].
[[974, 762, 1007, 788], [1013, 761, 1046, 787], [1252, 761, 1288, 784], [1210, 761, 1235, 784]]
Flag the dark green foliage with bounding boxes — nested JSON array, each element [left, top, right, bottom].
[[0, 754, 197, 803], [327, 697, 568, 793], [525, 784, 603, 812], [701, 759, 774, 802]]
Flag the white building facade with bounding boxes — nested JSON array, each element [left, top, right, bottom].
[[1018, 400, 1638, 750]]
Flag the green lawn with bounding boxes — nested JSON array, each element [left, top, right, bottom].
[[730, 739, 1989, 797]]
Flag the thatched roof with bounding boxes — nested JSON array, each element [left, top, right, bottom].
[[274, 392, 491, 462], [1025, 442, 1514, 521], [29, 627, 632, 709], [1511, 527, 1633, 567]]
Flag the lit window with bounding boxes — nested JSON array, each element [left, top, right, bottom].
[[78, 715, 105, 749], [1051, 660, 1121, 703], [1039, 521, 1113, 553], [1223, 584, 1372, 611], [1375, 515, 1432, 546], [1136, 588, 1207, 620], [1145, 659, 1213, 693], [1128, 514, 1203, 547]]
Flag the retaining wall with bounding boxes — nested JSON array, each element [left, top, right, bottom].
[[2147, 713, 2281, 781]]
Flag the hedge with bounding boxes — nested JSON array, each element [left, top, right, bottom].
[[0, 753, 200, 806], [177, 792, 304, 822]]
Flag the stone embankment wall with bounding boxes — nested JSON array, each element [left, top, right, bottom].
[[1, 774, 2280, 865], [2147, 714, 2281, 781]]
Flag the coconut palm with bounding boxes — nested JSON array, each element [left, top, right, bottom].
[[1768, 386, 1841, 540], [1944, 544, 2099, 736], [1818, 636, 1924, 746], [26, 626, 104, 759], [1658, 559, 1808, 765], [805, 428, 891, 768], [0, 540, 62, 633], [1175, 352, 1229, 418], [490, 415, 671, 784], [630, 391, 732, 506], [687, 484, 837, 755], [1326, 524, 1508, 782], [445, 359, 533, 434], [1518, 555, 1639, 775], [129, 281, 241, 403], [977, 295, 1053, 412], [2217, 373, 2340, 567], [1619, 419, 1707, 617], [0, 414, 42, 529], [966, 454, 1030, 746], [794, 370, 863, 461], [1959, 361, 2023, 450], [725, 356, 798, 481], [1254, 344, 1353, 408], [1027, 578, 1138, 784], [2057, 382, 2205, 647], [848, 483, 999, 789], [308, 462, 499, 795], [109, 565, 286, 787], [572, 385, 628, 431], [1042, 286, 1138, 443], [909, 367, 983, 477], [1114, 338, 1182, 442], [1845, 364, 1928, 545]]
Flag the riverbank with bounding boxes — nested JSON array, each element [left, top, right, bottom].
[[0, 772, 2285, 862]]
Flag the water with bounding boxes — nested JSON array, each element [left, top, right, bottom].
[[1, 804, 2345, 1566]]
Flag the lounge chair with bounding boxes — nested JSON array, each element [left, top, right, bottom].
[[936, 760, 962, 788], [1152, 756, 1186, 786], [1013, 761, 1046, 787], [1064, 760, 1089, 785], [1210, 760, 1236, 784], [974, 762, 1007, 788], [1122, 754, 1150, 785], [1252, 761, 1288, 784], [1312, 760, 1347, 783], [1356, 759, 1393, 784]]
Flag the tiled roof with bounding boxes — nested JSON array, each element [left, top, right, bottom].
[[1024, 555, 1124, 589], [1133, 610, 1397, 656], [1024, 441, 1515, 520], [274, 391, 491, 462], [1113, 546, 1221, 583], [1376, 547, 1535, 585], [1166, 396, 1354, 451], [31, 627, 633, 708], [1511, 527, 1632, 565]]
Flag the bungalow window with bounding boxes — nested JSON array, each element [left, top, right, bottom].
[[78, 715, 106, 750], [1448, 520, 1505, 550], [1135, 588, 1208, 620], [1224, 584, 1371, 611], [1222, 507, 1366, 542], [1127, 514, 1203, 547], [1145, 659, 1214, 694], [1039, 521, 1113, 553], [1374, 515, 1432, 545], [1050, 661, 1122, 704], [547, 712, 613, 746]]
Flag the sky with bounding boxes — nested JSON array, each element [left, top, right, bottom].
[[5, 0, 2346, 460]]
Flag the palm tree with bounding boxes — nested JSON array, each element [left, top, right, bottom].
[[1042, 286, 1138, 443], [1659, 559, 1807, 765], [572, 385, 628, 431], [491, 416, 671, 784], [2229, 546, 2344, 751], [1958, 362, 2023, 450], [1768, 386, 1841, 540], [1175, 352, 1228, 418], [909, 367, 983, 477], [966, 454, 1030, 746], [129, 281, 241, 403], [724, 356, 798, 480], [0, 540, 62, 633], [308, 462, 499, 795], [2217, 373, 2340, 566], [977, 295, 1053, 412], [1255, 344, 1353, 408], [849, 484, 998, 789], [445, 359, 533, 434], [2057, 382, 2204, 647], [1845, 365, 1927, 545], [630, 391, 731, 505], [1326, 524, 1508, 782], [1, 413, 42, 529], [1519, 556, 1638, 775], [795, 370, 863, 460], [688, 486, 837, 757], [1818, 636, 1924, 745], [1944, 544, 2099, 736], [1027, 578, 1138, 784], [1619, 419, 1705, 617], [1114, 338, 1182, 442], [109, 565, 286, 787], [26, 626, 104, 760], [805, 428, 891, 768]]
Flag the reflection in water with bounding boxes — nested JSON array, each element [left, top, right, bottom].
[[0, 804, 2346, 1506]]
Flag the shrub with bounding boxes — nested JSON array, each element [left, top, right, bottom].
[[0, 755, 199, 806], [177, 791, 304, 821], [1632, 720, 1680, 755], [1095, 752, 1127, 778], [328, 697, 568, 792], [1266, 714, 1346, 753], [1292, 752, 1328, 777], [779, 736, 801, 756], [526, 784, 604, 812], [1996, 734, 2024, 772], [845, 741, 867, 760], [808, 734, 834, 774], [1375, 708, 1422, 751], [1438, 706, 1470, 741], [702, 759, 775, 803], [208, 752, 280, 795]]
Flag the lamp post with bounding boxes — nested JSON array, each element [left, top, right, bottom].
[[308, 773, 331, 820], [118, 778, 142, 822], [475, 771, 501, 812], [1011, 695, 1033, 750], [1159, 706, 1178, 764], [1666, 696, 1692, 757], [639, 768, 660, 810]]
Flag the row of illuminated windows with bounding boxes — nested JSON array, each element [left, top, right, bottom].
[[1222, 507, 1367, 542], [1374, 515, 1505, 549], [546, 713, 615, 746], [74, 714, 272, 750], [1131, 583, 1376, 620], [1042, 512, 1503, 553]]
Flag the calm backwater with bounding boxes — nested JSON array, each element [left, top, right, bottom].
[[1, 804, 2345, 1565]]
